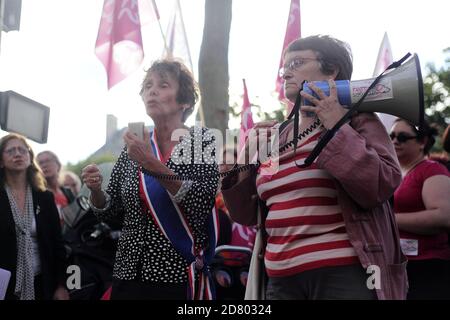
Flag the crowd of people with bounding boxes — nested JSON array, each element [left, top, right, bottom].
[[1, 34, 449, 301]]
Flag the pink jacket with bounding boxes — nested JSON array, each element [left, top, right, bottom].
[[222, 113, 408, 300]]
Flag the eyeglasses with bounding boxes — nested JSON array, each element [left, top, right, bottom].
[[389, 132, 418, 143], [4, 146, 29, 156], [37, 158, 55, 166], [279, 58, 319, 77]]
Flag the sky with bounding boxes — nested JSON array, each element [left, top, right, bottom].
[[0, 0, 449, 165]]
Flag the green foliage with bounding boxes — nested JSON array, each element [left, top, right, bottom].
[[65, 153, 117, 177], [423, 48, 450, 153], [256, 101, 286, 123], [228, 97, 286, 124]]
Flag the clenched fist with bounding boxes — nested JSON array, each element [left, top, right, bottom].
[[81, 164, 103, 192]]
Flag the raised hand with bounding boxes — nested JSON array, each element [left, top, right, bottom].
[[300, 79, 347, 130], [81, 164, 103, 192]]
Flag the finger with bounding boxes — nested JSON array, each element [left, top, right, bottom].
[[328, 79, 338, 98], [307, 83, 327, 100], [81, 170, 97, 180], [84, 166, 99, 173], [254, 120, 277, 129], [88, 176, 101, 185], [81, 173, 93, 181], [82, 164, 98, 173], [255, 127, 272, 137], [300, 91, 320, 106], [123, 132, 132, 143], [300, 105, 318, 115]]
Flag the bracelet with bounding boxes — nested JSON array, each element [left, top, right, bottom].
[[88, 190, 112, 212]]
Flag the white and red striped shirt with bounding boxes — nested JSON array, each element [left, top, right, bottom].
[[257, 127, 359, 277]]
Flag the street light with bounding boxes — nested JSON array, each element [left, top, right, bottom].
[[0, 90, 50, 143]]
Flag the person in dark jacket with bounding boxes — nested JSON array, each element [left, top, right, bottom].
[[0, 133, 69, 300]]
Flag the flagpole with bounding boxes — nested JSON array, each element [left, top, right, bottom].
[[150, 0, 169, 55], [176, 0, 193, 72], [174, 0, 203, 125], [157, 21, 170, 56]]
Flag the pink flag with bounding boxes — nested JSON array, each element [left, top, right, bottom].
[[373, 32, 393, 77], [164, 0, 193, 73], [373, 32, 396, 130], [239, 79, 254, 151], [275, 0, 301, 101], [231, 223, 257, 250], [95, 0, 150, 89]]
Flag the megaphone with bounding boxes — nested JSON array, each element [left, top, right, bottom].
[[302, 53, 424, 128]]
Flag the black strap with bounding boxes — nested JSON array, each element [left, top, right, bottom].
[[60, 186, 76, 203], [283, 81, 308, 167]]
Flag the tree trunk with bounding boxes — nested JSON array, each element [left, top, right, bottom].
[[198, 0, 232, 135]]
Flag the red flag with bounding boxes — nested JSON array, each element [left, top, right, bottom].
[[239, 79, 254, 151], [373, 32, 396, 130], [275, 0, 301, 101], [95, 0, 151, 89]]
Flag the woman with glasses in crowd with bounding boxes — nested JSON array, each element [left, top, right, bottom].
[[391, 119, 450, 299], [0, 133, 69, 300]]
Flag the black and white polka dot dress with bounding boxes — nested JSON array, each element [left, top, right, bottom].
[[95, 126, 219, 284]]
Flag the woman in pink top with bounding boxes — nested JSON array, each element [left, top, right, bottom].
[[391, 119, 450, 299]]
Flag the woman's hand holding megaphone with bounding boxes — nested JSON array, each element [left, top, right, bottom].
[[300, 79, 348, 130]]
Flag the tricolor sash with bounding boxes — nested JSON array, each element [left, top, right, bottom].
[[139, 130, 219, 300]]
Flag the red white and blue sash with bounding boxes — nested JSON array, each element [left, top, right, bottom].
[[139, 130, 219, 300]]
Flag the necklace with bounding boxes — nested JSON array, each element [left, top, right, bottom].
[[402, 157, 425, 177]]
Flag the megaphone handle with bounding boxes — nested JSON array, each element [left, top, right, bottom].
[[298, 53, 413, 167]]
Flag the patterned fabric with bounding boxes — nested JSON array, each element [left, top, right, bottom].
[[5, 184, 35, 300], [256, 127, 358, 277], [93, 126, 219, 285], [139, 130, 219, 299]]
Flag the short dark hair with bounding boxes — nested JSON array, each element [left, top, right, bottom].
[[394, 118, 438, 155], [141, 59, 198, 122], [285, 35, 353, 80]]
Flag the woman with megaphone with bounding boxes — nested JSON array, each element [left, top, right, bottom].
[[222, 35, 407, 300]]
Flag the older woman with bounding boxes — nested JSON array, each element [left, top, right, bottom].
[[222, 35, 407, 300], [82, 60, 219, 300], [0, 134, 69, 300], [391, 119, 450, 299]]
